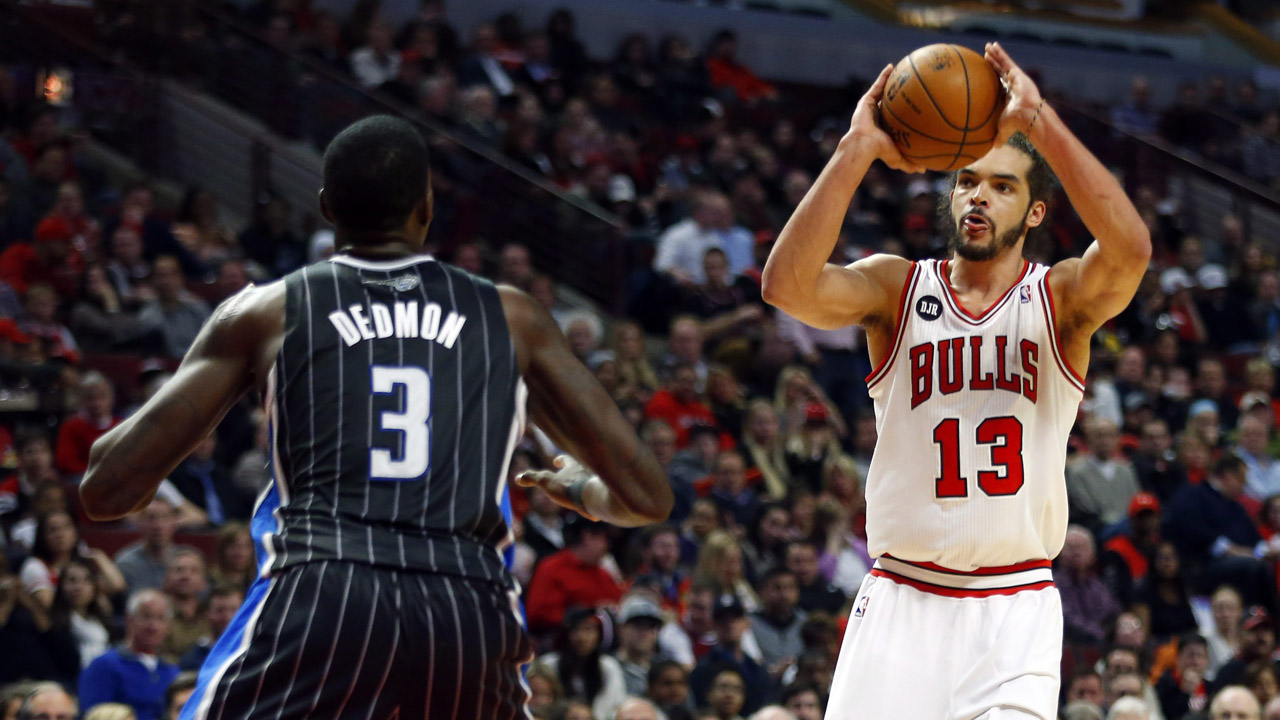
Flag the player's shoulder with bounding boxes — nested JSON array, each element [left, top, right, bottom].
[[208, 279, 286, 340], [847, 253, 918, 298]]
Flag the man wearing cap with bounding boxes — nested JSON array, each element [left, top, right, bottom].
[[0, 215, 80, 297], [1101, 492, 1163, 607], [1211, 606, 1280, 693], [616, 594, 674, 696], [525, 513, 623, 636], [1067, 416, 1141, 534], [689, 595, 770, 715], [1195, 262, 1257, 350]]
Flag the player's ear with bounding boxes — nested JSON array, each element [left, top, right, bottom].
[[318, 189, 334, 224], [1026, 200, 1047, 229]]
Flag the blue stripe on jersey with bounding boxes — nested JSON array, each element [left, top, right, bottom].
[[252, 478, 282, 577], [179, 573, 275, 720], [500, 484, 515, 570]]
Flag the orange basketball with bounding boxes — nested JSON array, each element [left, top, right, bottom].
[[878, 44, 1005, 172]]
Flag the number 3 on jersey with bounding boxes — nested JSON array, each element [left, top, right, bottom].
[[933, 416, 1024, 498], [370, 365, 431, 480]]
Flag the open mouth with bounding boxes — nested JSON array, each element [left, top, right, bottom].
[[962, 213, 991, 236]]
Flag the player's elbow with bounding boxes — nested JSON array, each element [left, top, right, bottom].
[[79, 474, 127, 522], [760, 269, 795, 312], [1131, 226, 1153, 263]]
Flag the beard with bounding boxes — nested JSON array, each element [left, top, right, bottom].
[[946, 206, 1030, 262]]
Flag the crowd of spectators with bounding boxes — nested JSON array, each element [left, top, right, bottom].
[[0, 1, 1280, 720]]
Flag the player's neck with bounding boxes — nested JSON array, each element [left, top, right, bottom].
[[335, 232, 425, 260], [946, 251, 1027, 298]]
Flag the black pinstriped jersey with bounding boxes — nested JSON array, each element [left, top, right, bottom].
[[259, 253, 526, 587]]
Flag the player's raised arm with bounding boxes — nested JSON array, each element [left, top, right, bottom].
[[985, 42, 1151, 329], [500, 286, 673, 527], [80, 284, 283, 521], [761, 64, 920, 330]]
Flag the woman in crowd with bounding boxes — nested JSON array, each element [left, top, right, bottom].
[[50, 557, 114, 668], [1132, 541, 1200, 641], [612, 320, 659, 402], [740, 399, 790, 501], [20, 511, 125, 609], [209, 522, 255, 593], [536, 609, 628, 720], [693, 530, 759, 613]]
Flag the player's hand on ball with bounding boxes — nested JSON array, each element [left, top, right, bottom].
[[984, 42, 1043, 146], [854, 64, 924, 174], [515, 455, 601, 521]]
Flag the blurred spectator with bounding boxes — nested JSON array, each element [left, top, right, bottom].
[[1101, 492, 1163, 607], [79, 590, 180, 720], [0, 556, 79, 687], [525, 516, 623, 635], [1164, 456, 1278, 611], [1246, 661, 1278, 710], [1112, 77, 1159, 137], [612, 321, 659, 401], [84, 703, 137, 720], [694, 531, 759, 614], [783, 541, 844, 616], [458, 24, 515, 97], [706, 451, 757, 531], [168, 433, 247, 526], [704, 31, 776, 105], [177, 584, 242, 672], [137, 256, 211, 359], [538, 608, 628, 720], [350, 19, 401, 89], [50, 557, 113, 669], [748, 567, 805, 683], [0, 217, 80, 297], [103, 224, 154, 304], [1242, 113, 1280, 188], [71, 265, 164, 354], [456, 85, 503, 146], [19, 282, 80, 364], [158, 549, 208, 663], [1160, 83, 1214, 154], [615, 594, 669, 696], [114, 498, 184, 593], [1132, 541, 1199, 641], [545, 9, 587, 92], [1212, 606, 1280, 693], [648, 659, 693, 717], [633, 524, 690, 618], [171, 189, 235, 268], [55, 372, 118, 475], [741, 400, 790, 502], [1057, 526, 1123, 646], [682, 249, 763, 345], [1155, 633, 1211, 719], [785, 403, 839, 496], [22, 511, 126, 610], [239, 193, 302, 277], [1203, 585, 1244, 679], [14, 683, 77, 720], [522, 483, 566, 567], [655, 193, 749, 286], [525, 661, 563, 717], [744, 503, 791, 581], [1237, 415, 1280, 501], [1207, 685, 1261, 720], [690, 598, 769, 714], [646, 365, 717, 450], [1132, 419, 1188, 502], [1068, 416, 1140, 533]]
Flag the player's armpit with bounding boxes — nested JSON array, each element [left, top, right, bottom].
[[499, 286, 672, 527], [80, 283, 284, 521], [767, 253, 912, 331]]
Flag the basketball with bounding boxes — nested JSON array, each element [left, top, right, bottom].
[[878, 44, 1005, 171]]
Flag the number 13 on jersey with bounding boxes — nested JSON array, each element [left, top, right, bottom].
[[933, 416, 1024, 498]]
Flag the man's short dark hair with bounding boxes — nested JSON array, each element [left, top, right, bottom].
[[208, 583, 244, 602], [322, 115, 430, 234], [1177, 632, 1208, 651], [780, 683, 823, 708], [1212, 455, 1246, 479], [759, 565, 796, 587], [165, 671, 199, 714], [648, 659, 686, 687]]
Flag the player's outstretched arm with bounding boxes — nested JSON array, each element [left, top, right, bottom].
[[761, 64, 920, 331], [986, 42, 1151, 329], [500, 286, 673, 527], [80, 284, 283, 521]]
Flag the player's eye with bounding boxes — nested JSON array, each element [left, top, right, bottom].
[[998, 184, 1012, 192]]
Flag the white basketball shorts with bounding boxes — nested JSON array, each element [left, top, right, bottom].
[[825, 556, 1063, 720]]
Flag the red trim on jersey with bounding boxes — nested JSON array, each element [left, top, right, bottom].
[[865, 262, 920, 389], [936, 259, 1030, 325], [1037, 274, 1086, 393], [871, 568, 1055, 597], [885, 555, 1053, 576]]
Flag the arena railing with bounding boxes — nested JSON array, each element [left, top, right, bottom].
[[9, 3, 630, 314]]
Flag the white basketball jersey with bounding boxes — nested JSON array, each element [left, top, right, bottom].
[[863, 258, 1083, 570]]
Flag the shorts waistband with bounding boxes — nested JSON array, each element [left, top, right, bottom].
[[871, 555, 1055, 598]]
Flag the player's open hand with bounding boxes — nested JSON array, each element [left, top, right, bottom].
[[515, 454, 601, 521], [855, 64, 925, 174], [984, 42, 1043, 146]]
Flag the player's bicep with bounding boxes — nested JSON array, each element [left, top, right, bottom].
[[1059, 242, 1146, 328], [787, 255, 909, 330]]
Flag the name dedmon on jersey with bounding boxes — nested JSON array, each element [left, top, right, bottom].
[[328, 300, 467, 349]]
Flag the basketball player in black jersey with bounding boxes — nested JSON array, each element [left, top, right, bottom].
[[80, 115, 673, 720]]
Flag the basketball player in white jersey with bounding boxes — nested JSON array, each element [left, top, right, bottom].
[[762, 43, 1151, 719]]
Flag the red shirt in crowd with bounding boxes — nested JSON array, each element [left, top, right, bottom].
[[706, 57, 777, 103], [644, 390, 718, 448], [524, 548, 622, 634], [55, 412, 120, 475]]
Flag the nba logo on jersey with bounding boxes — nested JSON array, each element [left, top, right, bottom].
[[854, 594, 869, 618], [1019, 285, 1032, 304]]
